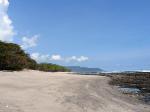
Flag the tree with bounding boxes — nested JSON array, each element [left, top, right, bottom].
[[0, 41, 37, 70], [0, 41, 70, 72]]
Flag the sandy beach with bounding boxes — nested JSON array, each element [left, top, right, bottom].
[[0, 70, 149, 112]]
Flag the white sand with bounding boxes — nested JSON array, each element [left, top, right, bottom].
[[0, 70, 149, 112]]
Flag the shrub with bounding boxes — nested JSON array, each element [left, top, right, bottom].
[[37, 63, 70, 72]]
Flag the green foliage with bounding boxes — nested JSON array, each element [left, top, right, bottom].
[[37, 63, 70, 72], [0, 41, 70, 72], [0, 41, 37, 70]]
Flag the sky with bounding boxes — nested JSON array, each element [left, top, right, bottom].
[[0, 0, 150, 71]]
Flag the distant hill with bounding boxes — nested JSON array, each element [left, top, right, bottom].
[[67, 66, 104, 73]]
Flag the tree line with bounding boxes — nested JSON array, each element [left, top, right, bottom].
[[0, 41, 70, 72]]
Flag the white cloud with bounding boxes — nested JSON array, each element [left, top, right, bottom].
[[76, 56, 89, 62], [30, 53, 50, 63], [67, 56, 89, 62], [0, 0, 15, 41], [30, 53, 40, 61], [31, 53, 89, 63], [50, 55, 62, 61], [21, 35, 38, 49]]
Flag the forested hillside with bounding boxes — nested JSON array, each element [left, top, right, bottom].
[[0, 41, 70, 72]]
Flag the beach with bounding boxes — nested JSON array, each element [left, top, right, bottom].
[[0, 70, 149, 112]]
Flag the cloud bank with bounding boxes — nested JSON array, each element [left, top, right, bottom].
[[21, 35, 39, 49], [0, 0, 15, 41], [31, 53, 49, 62], [67, 56, 89, 62], [50, 55, 62, 61], [31, 53, 89, 63]]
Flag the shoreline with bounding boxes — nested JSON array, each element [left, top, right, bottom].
[[0, 70, 149, 112], [108, 72, 150, 104]]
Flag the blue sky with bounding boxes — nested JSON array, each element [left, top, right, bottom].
[[1, 0, 150, 71]]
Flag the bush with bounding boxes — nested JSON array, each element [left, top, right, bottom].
[[37, 63, 70, 72]]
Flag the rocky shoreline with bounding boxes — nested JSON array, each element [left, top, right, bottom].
[[108, 72, 150, 104]]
